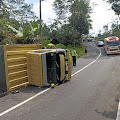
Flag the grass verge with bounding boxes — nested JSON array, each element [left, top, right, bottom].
[[56, 43, 85, 58]]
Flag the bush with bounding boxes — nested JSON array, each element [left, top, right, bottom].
[[66, 47, 85, 58], [50, 43, 85, 58], [75, 48, 85, 58], [67, 44, 72, 48], [56, 43, 66, 49]]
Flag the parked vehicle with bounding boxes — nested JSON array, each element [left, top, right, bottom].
[[96, 41, 104, 47], [104, 36, 120, 54]]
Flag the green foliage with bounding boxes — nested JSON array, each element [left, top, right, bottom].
[[0, 0, 92, 48], [69, 0, 92, 35], [41, 24, 51, 42], [52, 0, 92, 47], [55, 43, 85, 58], [40, 36, 52, 48], [7, 21, 39, 44], [30, 21, 39, 36], [49, 22, 82, 46], [112, 26, 120, 38], [53, 0, 67, 20], [0, 0, 9, 19], [0, 0, 38, 45], [75, 47, 85, 58], [67, 44, 72, 48], [7, 25, 23, 37], [96, 20, 120, 39], [107, 0, 120, 15], [58, 24, 77, 46], [23, 25, 30, 39], [56, 43, 66, 49], [4, 0, 37, 22], [68, 46, 85, 58], [49, 29, 59, 44]]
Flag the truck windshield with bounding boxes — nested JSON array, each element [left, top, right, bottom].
[[107, 41, 120, 46]]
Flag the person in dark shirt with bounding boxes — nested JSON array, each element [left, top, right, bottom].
[[85, 46, 87, 54]]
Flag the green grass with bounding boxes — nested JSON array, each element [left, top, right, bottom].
[[56, 43, 85, 58], [56, 43, 66, 49], [67, 47, 85, 58]]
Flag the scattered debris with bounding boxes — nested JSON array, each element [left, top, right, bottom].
[[11, 90, 20, 94]]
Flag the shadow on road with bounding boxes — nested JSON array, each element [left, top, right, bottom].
[[95, 108, 117, 120]]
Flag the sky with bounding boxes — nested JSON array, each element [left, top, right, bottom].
[[90, 0, 116, 36], [25, 0, 117, 36], [25, 0, 56, 24]]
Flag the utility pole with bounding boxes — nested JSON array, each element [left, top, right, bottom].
[[73, 18, 75, 48], [40, 0, 42, 36], [118, 15, 120, 30], [73, 22, 75, 48]]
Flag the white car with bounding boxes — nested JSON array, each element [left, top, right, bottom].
[[96, 41, 104, 47]]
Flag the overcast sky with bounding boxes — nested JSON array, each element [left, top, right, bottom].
[[25, 0, 117, 36], [25, 0, 56, 24], [90, 0, 116, 36]]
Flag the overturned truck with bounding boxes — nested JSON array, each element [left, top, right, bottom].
[[0, 44, 72, 92]]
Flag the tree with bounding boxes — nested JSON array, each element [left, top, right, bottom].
[[111, 25, 120, 37], [107, 0, 120, 15], [4, 0, 37, 22], [69, 0, 92, 46], [103, 24, 108, 33], [0, 0, 10, 44], [0, 0, 38, 44], [7, 21, 39, 44], [69, 0, 92, 31], [53, 0, 68, 20], [53, 0, 92, 46], [0, 0, 9, 18]]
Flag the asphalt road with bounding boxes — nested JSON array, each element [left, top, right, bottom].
[[0, 42, 120, 120]]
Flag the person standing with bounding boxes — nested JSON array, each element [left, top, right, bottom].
[[72, 47, 77, 66], [85, 46, 87, 55]]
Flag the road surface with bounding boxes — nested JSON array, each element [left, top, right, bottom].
[[0, 42, 120, 120]]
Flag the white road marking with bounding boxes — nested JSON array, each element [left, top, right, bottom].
[[72, 43, 101, 77], [0, 43, 101, 117], [0, 88, 51, 117], [116, 99, 120, 120]]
